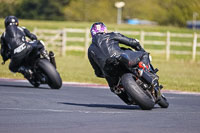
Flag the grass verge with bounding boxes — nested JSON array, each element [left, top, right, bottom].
[[0, 19, 199, 92], [0, 54, 199, 92]]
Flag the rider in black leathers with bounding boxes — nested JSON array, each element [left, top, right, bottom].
[[0, 16, 49, 79], [88, 22, 153, 91]]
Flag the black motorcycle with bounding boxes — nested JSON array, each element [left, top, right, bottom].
[[21, 40, 62, 89], [104, 50, 169, 110]]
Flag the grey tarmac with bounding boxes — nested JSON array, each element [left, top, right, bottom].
[[0, 79, 200, 133]]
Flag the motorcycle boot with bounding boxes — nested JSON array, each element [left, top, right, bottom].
[[117, 92, 136, 105], [18, 66, 33, 80], [110, 85, 135, 105]]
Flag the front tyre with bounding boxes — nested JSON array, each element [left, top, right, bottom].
[[37, 59, 62, 89], [158, 95, 169, 108], [121, 73, 155, 110]]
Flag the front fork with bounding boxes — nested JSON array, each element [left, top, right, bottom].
[[41, 50, 57, 68], [49, 51, 57, 68], [154, 84, 164, 103]]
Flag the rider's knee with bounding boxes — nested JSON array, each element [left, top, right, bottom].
[[118, 53, 140, 67], [117, 53, 136, 68]]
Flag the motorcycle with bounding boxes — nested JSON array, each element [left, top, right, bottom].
[[20, 40, 62, 89], [104, 49, 169, 110]]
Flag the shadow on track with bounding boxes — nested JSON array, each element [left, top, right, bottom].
[[0, 84, 49, 90], [59, 102, 141, 110]]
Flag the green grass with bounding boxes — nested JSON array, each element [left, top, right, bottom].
[[0, 56, 106, 85], [154, 60, 200, 92], [0, 19, 200, 92], [0, 54, 200, 92]]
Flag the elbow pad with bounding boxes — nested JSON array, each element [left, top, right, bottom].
[[30, 34, 37, 40]]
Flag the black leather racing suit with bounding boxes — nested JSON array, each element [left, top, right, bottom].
[[0, 25, 43, 72], [88, 32, 150, 88]]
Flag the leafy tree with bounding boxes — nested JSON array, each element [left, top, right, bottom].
[[0, 0, 20, 18], [15, 0, 69, 20], [0, 0, 200, 27], [123, 0, 167, 22], [64, 0, 117, 22]]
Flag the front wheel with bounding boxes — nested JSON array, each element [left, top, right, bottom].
[[158, 95, 169, 108], [37, 59, 62, 89], [121, 73, 155, 110]]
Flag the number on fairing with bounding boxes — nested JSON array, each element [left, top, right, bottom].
[[14, 43, 26, 54]]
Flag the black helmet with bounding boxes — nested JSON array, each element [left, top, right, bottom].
[[4, 16, 19, 28]]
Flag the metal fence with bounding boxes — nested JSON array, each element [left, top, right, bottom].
[[1, 28, 200, 61]]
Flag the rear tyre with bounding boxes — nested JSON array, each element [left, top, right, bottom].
[[37, 59, 62, 89], [121, 73, 155, 110], [158, 95, 169, 108]]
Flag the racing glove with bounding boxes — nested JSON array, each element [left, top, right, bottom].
[[131, 39, 145, 52]]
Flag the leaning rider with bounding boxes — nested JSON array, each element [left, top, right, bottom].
[[88, 22, 157, 93], [0, 16, 49, 79]]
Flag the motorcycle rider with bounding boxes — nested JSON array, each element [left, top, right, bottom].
[[0, 16, 49, 79], [88, 22, 157, 102]]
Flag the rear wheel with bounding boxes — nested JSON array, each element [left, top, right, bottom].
[[37, 59, 62, 89], [121, 73, 155, 110]]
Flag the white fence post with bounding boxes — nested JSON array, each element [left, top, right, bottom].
[[85, 28, 90, 58], [1, 28, 198, 60], [192, 32, 197, 62], [62, 28, 66, 56], [166, 31, 171, 61], [140, 30, 145, 48]]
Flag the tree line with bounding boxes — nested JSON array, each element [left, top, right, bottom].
[[0, 0, 200, 27]]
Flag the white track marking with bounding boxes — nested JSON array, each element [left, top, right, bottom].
[[0, 108, 200, 114], [0, 107, 131, 114]]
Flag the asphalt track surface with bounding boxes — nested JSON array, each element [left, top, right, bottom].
[[0, 79, 200, 133]]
